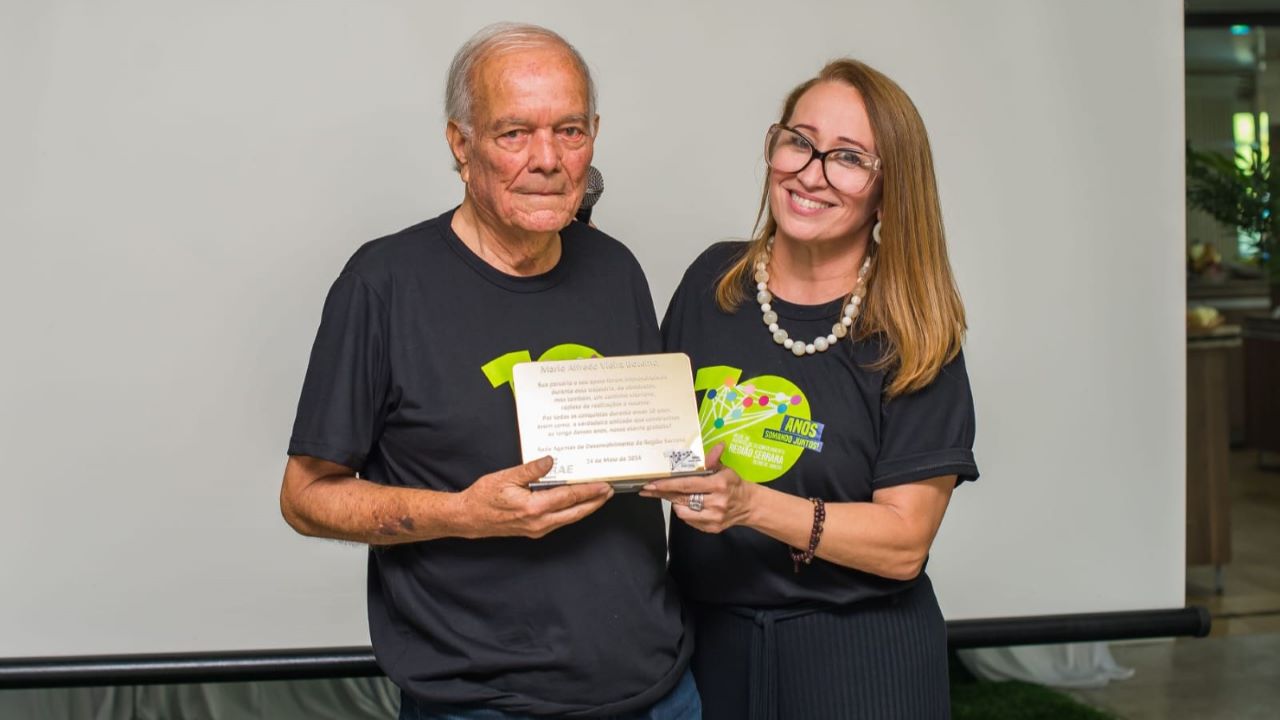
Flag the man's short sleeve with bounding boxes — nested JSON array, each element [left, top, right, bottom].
[[288, 272, 389, 471], [871, 351, 979, 490]]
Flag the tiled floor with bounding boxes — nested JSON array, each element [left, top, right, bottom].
[[1069, 634, 1280, 720], [1186, 450, 1280, 638], [1067, 450, 1280, 719]]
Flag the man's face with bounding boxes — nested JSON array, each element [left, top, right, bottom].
[[450, 47, 596, 237]]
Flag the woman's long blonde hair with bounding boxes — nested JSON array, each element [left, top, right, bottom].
[[714, 59, 966, 397]]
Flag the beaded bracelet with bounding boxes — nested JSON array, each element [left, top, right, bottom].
[[790, 497, 826, 573]]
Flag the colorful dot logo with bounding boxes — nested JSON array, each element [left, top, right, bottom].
[[695, 367, 812, 484]]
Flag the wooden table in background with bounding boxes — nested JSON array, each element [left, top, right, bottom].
[[1244, 317, 1280, 458], [1187, 327, 1237, 591]]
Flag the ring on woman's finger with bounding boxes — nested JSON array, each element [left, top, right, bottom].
[[688, 493, 705, 512]]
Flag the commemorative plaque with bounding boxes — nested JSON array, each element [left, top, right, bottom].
[[511, 353, 709, 491]]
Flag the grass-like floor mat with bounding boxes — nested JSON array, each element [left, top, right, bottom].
[[952, 680, 1118, 719], [950, 652, 1119, 719]]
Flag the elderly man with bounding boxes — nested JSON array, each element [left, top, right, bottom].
[[281, 23, 695, 720]]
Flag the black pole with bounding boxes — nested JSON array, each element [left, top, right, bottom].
[[946, 606, 1211, 650], [0, 607, 1211, 689], [0, 647, 381, 689]]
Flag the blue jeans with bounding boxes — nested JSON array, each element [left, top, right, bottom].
[[398, 667, 701, 720]]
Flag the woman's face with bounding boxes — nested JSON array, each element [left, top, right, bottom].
[[768, 81, 881, 249]]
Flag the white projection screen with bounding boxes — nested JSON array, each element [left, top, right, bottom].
[[1, 0, 1186, 661]]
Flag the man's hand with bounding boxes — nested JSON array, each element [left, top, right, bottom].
[[281, 454, 613, 545], [455, 456, 614, 539]]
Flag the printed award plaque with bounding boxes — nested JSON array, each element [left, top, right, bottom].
[[511, 353, 710, 491]]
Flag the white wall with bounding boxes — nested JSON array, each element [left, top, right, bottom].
[[0, 0, 1185, 658]]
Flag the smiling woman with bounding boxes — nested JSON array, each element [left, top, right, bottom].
[[649, 58, 976, 720]]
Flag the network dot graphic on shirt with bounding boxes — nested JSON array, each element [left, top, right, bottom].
[[704, 384, 796, 429], [704, 389, 806, 427], [695, 371, 820, 484]]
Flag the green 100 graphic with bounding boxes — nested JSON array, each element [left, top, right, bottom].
[[694, 366, 822, 484], [481, 343, 602, 388]]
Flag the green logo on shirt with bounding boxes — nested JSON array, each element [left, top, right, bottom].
[[694, 366, 821, 483], [481, 343, 602, 388]]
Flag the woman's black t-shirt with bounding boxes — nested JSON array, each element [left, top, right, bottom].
[[661, 241, 979, 608]]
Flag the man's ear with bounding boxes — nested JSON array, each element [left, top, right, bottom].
[[591, 114, 601, 139], [446, 120, 470, 183]]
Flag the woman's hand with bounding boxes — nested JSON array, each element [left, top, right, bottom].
[[640, 444, 758, 533]]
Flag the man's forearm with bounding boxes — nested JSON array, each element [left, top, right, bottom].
[[281, 459, 466, 545], [282, 454, 611, 544]]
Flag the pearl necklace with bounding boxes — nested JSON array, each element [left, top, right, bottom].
[[755, 240, 872, 357]]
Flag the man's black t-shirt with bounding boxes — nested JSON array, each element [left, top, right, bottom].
[[661, 242, 979, 608], [288, 210, 690, 716]]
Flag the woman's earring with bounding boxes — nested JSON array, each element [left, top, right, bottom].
[[872, 220, 883, 244]]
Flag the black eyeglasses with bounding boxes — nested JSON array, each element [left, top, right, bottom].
[[765, 124, 882, 194]]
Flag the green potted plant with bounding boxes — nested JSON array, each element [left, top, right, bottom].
[[1186, 142, 1280, 310]]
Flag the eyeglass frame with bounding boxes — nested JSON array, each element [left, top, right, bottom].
[[764, 123, 883, 194]]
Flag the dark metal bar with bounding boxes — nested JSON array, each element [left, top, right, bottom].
[[946, 606, 1211, 649], [0, 608, 1211, 688], [0, 647, 380, 689]]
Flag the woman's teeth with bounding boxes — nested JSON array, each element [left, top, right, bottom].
[[791, 192, 831, 210]]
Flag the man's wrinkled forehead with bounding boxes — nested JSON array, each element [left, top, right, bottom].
[[472, 46, 590, 126]]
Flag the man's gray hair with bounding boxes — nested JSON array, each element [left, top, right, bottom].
[[445, 22, 597, 133]]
